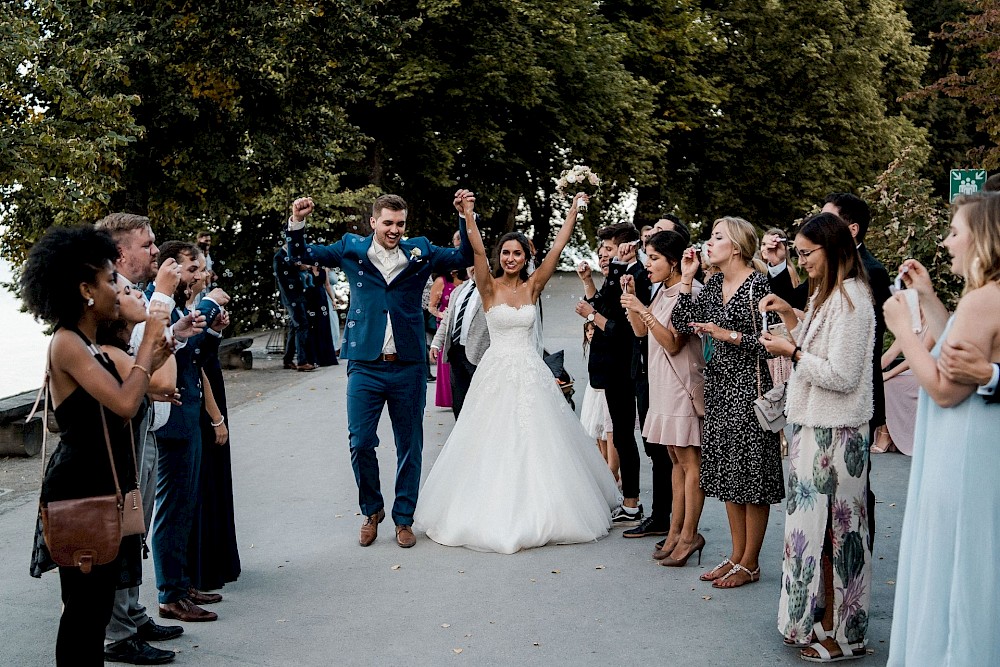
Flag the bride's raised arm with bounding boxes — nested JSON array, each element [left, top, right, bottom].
[[455, 189, 495, 309], [530, 193, 587, 301]]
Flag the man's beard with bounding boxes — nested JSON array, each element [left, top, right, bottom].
[[197, 242, 210, 252]]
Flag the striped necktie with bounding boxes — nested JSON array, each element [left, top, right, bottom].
[[451, 282, 474, 345]]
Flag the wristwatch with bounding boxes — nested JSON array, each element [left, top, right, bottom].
[[586, 313, 596, 323], [728, 331, 738, 341]]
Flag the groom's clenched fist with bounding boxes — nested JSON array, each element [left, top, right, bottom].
[[290, 197, 314, 224]]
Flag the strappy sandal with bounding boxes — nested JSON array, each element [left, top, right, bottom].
[[799, 639, 866, 663], [711, 563, 760, 588], [786, 623, 828, 646], [699, 558, 734, 581]]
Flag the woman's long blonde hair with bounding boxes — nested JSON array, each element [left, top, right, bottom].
[[952, 192, 1000, 293], [714, 217, 767, 273]]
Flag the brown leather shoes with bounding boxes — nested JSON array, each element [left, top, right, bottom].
[[359, 509, 385, 546], [395, 524, 416, 548], [158, 598, 218, 622], [187, 587, 223, 605]]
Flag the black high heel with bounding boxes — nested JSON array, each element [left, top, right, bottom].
[[660, 534, 705, 567]]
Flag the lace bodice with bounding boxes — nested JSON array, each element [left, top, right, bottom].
[[484, 303, 537, 350]]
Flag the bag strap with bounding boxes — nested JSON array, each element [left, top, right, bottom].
[[660, 347, 700, 415], [26, 362, 51, 479], [749, 280, 764, 400], [99, 406, 124, 502]]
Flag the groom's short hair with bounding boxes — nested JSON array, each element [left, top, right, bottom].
[[597, 222, 639, 246], [372, 194, 408, 219]]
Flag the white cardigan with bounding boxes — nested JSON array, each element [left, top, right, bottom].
[[786, 278, 875, 429]]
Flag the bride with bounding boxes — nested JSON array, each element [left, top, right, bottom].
[[414, 189, 621, 554]]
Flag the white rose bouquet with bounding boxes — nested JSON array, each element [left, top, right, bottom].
[[556, 165, 601, 210]]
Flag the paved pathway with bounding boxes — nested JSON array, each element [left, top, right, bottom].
[[0, 273, 907, 666]]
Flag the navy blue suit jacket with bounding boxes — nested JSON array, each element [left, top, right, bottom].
[[287, 222, 474, 362]]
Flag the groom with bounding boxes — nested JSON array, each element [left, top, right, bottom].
[[285, 193, 474, 547]]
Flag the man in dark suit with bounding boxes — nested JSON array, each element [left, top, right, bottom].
[[286, 193, 473, 548], [576, 223, 644, 526]]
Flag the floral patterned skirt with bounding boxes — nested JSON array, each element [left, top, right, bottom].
[[778, 423, 871, 647]]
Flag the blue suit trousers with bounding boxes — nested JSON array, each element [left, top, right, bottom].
[[152, 433, 202, 603], [346, 360, 426, 526]]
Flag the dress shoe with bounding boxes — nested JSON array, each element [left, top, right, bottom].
[[135, 620, 183, 642], [104, 636, 175, 664], [622, 515, 670, 538], [359, 508, 385, 546], [296, 363, 318, 372], [395, 524, 416, 548], [282, 362, 296, 370], [187, 587, 222, 605], [158, 598, 218, 622]]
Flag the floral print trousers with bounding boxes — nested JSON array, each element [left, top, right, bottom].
[[778, 424, 871, 647]]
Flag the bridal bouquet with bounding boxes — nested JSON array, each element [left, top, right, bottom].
[[556, 165, 601, 210]]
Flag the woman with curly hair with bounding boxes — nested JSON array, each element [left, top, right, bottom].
[[23, 225, 171, 666]]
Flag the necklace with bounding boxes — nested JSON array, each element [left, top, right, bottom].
[[500, 279, 522, 294]]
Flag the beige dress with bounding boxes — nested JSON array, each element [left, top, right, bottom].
[[642, 282, 705, 447]]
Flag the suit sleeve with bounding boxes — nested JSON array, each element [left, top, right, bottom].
[[286, 226, 346, 268]]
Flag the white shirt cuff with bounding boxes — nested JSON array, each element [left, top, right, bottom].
[[767, 260, 787, 277], [976, 363, 1000, 396], [287, 216, 306, 231]]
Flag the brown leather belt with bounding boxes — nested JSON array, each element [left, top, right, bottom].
[[378, 353, 399, 362]]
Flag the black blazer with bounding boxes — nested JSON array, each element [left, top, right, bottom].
[[586, 263, 638, 388]]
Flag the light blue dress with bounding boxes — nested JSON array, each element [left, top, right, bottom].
[[888, 318, 1000, 666]]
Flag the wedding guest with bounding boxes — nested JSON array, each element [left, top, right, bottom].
[[273, 249, 317, 371], [759, 212, 876, 661], [430, 271, 489, 418], [95, 274, 180, 665], [181, 258, 241, 594], [94, 212, 196, 663], [640, 225, 654, 243], [305, 265, 339, 366], [875, 311, 935, 455], [579, 321, 611, 466], [576, 223, 644, 526], [428, 268, 467, 408], [149, 241, 225, 621], [885, 192, 1000, 667], [621, 231, 707, 566], [23, 225, 171, 666], [671, 217, 784, 588]]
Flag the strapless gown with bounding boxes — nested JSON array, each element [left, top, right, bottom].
[[414, 303, 621, 553]]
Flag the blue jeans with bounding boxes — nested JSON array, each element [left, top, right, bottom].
[[152, 433, 202, 603], [346, 360, 426, 526]]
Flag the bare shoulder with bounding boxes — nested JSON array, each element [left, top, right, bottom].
[[955, 283, 1000, 311]]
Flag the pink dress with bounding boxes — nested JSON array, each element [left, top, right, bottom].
[[642, 282, 705, 447], [434, 280, 458, 407]]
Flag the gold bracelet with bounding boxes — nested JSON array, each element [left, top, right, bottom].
[[211, 416, 225, 427], [131, 363, 152, 381]]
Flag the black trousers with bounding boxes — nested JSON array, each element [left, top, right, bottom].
[[606, 375, 640, 499], [448, 344, 477, 419], [636, 369, 673, 523], [57, 563, 118, 666]]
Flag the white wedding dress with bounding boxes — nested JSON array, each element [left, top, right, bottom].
[[414, 303, 621, 554]]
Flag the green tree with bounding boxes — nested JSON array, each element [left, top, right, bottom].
[[922, 0, 1000, 169], [661, 0, 929, 232], [343, 0, 662, 252]]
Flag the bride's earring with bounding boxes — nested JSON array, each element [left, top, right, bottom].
[[87, 297, 95, 307]]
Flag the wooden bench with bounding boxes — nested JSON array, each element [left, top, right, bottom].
[[0, 390, 44, 457]]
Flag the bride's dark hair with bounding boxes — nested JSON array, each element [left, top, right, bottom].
[[492, 232, 532, 281]]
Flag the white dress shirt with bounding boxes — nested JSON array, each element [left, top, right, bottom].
[[368, 238, 409, 354]]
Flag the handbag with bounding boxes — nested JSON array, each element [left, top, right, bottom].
[[750, 282, 788, 433], [120, 418, 145, 537], [30, 360, 127, 573]]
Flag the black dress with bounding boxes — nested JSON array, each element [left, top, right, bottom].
[[29, 328, 143, 666], [188, 338, 242, 591], [671, 272, 785, 505]]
